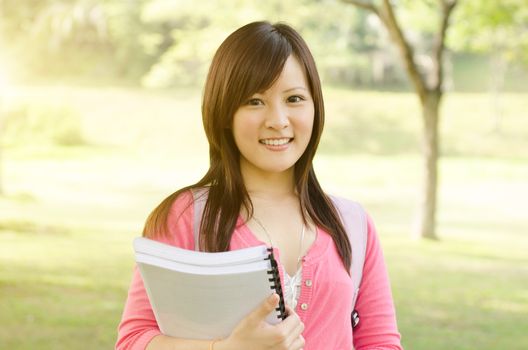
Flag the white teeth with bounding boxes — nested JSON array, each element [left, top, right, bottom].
[[260, 138, 291, 146]]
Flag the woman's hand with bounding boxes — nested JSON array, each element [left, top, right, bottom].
[[217, 294, 305, 350]]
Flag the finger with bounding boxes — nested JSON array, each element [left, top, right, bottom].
[[283, 316, 304, 346], [290, 334, 305, 350], [246, 293, 279, 326], [281, 306, 302, 330], [284, 304, 295, 317], [277, 307, 304, 344]]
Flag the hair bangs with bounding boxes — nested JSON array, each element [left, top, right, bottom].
[[232, 27, 292, 109]]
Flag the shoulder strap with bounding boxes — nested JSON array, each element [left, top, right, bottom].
[[329, 195, 368, 310], [191, 187, 208, 251]]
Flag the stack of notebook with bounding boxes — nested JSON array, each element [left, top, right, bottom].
[[134, 237, 286, 340]]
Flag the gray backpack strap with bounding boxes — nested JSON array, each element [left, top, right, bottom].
[[329, 195, 368, 310], [191, 187, 209, 251]]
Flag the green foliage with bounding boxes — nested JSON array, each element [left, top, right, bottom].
[[0, 0, 386, 87], [104, 0, 155, 80], [396, 0, 441, 35], [449, 0, 528, 63], [1, 0, 528, 89], [139, 0, 371, 87], [1, 0, 112, 80], [0, 0, 151, 81]]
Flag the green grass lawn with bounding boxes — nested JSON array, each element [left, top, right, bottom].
[[0, 86, 527, 349]]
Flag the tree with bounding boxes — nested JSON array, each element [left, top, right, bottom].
[[342, 0, 458, 239], [449, 0, 528, 131], [139, 0, 365, 88]]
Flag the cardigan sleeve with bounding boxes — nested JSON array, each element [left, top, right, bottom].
[[115, 191, 195, 350], [352, 214, 403, 350], [115, 267, 162, 350]]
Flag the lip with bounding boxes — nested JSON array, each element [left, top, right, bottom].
[[259, 137, 293, 151]]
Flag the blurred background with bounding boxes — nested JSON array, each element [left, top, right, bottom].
[[0, 0, 527, 349]]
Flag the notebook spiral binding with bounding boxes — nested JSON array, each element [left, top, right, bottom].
[[266, 247, 287, 320]]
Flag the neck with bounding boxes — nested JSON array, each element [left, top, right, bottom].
[[240, 165, 297, 202]]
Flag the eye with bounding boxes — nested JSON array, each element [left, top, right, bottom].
[[287, 95, 305, 103], [246, 98, 264, 106]]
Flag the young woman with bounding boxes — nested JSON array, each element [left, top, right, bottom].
[[116, 21, 403, 350]]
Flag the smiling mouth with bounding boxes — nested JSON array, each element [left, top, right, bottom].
[[259, 138, 293, 146]]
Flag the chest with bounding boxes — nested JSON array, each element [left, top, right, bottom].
[[247, 218, 316, 276], [231, 224, 354, 317]]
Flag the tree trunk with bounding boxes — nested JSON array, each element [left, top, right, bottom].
[[342, 0, 457, 240], [414, 91, 441, 239]]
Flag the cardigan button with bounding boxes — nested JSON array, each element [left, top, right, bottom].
[[300, 303, 309, 310], [305, 279, 312, 287]]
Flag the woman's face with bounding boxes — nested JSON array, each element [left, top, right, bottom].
[[232, 55, 315, 177]]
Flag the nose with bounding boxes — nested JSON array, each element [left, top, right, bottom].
[[264, 104, 290, 130]]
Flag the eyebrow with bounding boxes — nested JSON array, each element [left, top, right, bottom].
[[283, 87, 309, 93], [253, 86, 309, 95]]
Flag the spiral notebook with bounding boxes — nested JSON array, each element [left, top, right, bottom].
[[133, 237, 286, 340]]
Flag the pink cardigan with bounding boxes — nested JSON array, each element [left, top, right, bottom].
[[116, 191, 403, 350]]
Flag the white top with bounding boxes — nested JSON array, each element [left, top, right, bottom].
[[282, 266, 303, 310]]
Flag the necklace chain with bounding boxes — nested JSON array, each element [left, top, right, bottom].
[[251, 216, 306, 267]]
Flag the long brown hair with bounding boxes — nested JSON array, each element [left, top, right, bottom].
[[143, 21, 351, 270]]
